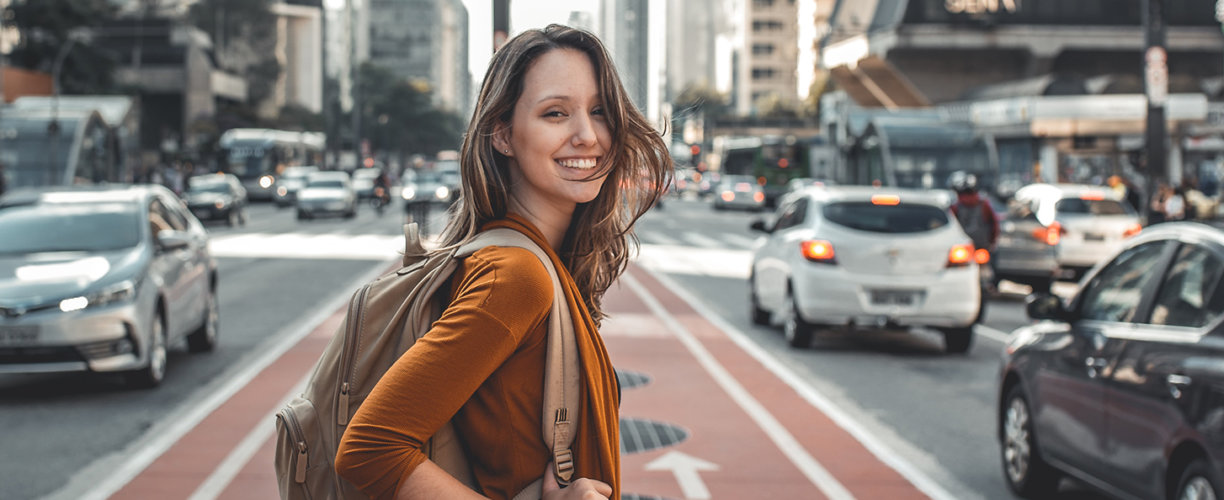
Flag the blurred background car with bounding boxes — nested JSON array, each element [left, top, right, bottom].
[[296, 171, 357, 220], [748, 186, 981, 353], [997, 221, 1224, 500], [272, 165, 319, 208], [184, 173, 248, 226], [712, 174, 766, 211], [401, 168, 456, 211], [350, 167, 383, 200], [993, 183, 1142, 293], [0, 185, 219, 388]]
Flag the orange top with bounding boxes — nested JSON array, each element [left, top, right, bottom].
[[335, 215, 621, 500]]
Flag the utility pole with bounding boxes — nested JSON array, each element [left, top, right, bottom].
[[493, 0, 509, 52], [1142, 0, 1168, 208], [349, 0, 361, 170]]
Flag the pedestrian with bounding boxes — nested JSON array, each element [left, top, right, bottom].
[[1149, 182, 1170, 225], [334, 24, 672, 500]]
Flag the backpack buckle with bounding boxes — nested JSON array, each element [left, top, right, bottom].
[[553, 448, 574, 486]]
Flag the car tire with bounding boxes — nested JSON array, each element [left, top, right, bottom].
[[240, 208, 249, 226], [1174, 458, 1223, 500], [227, 210, 239, 227], [749, 276, 771, 326], [297, 210, 309, 221], [782, 288, 814, 348], [187, 290, 219, 353], [941, 327, 973, 354], [126, 311, 168, 389], [1029, 277, 1052, 295], [1001, 384, 1061, 498]]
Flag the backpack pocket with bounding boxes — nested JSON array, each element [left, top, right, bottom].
[[275, 397, 333, 500]]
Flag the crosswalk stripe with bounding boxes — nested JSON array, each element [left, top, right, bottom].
[[681, 232, 725, 248], [209, 233, 404, 260], [722, 233, 758, 249], [639, 232, 682, 247]]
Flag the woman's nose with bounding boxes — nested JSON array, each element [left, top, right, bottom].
[[571, 114, 599, 147]]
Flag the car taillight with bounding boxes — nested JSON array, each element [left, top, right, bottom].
[[948, 244, 973, 267], [800, 240, 836, 263], [1123, 223, 1142, 238], [753, 192, 765, 203], [1032, 221, 1062, 246], [974, 248, 991, 264], [721, 191, 735, 202]]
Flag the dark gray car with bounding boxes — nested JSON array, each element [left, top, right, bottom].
[[0, 185, 219, 388], [997, 222, 1224, 499]]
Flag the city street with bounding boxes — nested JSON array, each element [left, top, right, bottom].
[[1, 196, 1106, 499]]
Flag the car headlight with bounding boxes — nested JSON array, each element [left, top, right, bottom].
[[60, 280, 136, 312], [259, 175, 274, 189], [402, 187, 416, 200], [214, 200, 228, 209], [435, 186, 450, 200]]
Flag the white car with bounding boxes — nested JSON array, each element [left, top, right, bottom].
[[296, 171, 358, 220], [748, 186, 982, 353]]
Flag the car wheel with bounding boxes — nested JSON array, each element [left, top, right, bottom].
[[1001, 384, 1060, 498], [749, 276, 770, 326], [1175, 459, 1222, 500], [297, 210, 308, 221], [782, 287, 814, 348], [126, 311, 168, 389], [240, 208, 249, 226], [1029, 277, 1052, 295], [941, 327, 973, 354], [187, 290, 219, 353], [227, 210, 239, 227]]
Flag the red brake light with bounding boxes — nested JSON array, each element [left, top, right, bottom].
[[735, 182, 752, 192], [800, 240, 836, 262], [721, 191, 735, 202], [1123, 223, 1142, 238], [753, 192, 765, 203], [1080, 191, 1105, 201], [948, 244, 973, 267], [1032, 221, 1062, 246], [974, 248, 991, 264], [871, 194, 900, 206]]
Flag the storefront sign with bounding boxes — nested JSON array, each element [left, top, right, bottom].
[[945, 0, 1019, 15]]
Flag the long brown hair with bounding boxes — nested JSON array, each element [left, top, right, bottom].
[[438, 24, 672, 323]]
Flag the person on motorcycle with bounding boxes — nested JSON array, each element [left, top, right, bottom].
[[372, 168, 392, 212], [949, 172, 1000, 301]]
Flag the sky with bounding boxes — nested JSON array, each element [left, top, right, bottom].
[[460, 0, 600, 82]]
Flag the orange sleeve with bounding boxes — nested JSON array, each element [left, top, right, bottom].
[[335, 246, 553, 499]]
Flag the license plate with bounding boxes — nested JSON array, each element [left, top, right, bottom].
[[1084, 233, 1105, 241], [0, 325, 39, 345], [871, 290, 917, 306]]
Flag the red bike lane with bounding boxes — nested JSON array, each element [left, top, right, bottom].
[[108, 263, 933, 499]]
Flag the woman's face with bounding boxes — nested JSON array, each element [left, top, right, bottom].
[[500, 48, 612, 214]]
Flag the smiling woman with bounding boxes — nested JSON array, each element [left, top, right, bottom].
[[333, 24, 672, 500]]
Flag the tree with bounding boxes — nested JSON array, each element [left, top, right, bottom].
[[356, 63, 465, 162], [6, 0, 119, 94], [755, 93, 799, 119], [673, 83, 730, 118]]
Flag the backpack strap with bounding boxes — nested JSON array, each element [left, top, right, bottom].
[[403, 222, 428, 266], [458, 228, 581, 492]]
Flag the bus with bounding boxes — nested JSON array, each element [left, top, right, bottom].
[[708, 135, 832, 207], [0, 107, 119, 189], [216, 128, 326, 201], [847, 116, 997, 192]]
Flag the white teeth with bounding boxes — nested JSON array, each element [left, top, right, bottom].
[[558, 158, 597, 169]]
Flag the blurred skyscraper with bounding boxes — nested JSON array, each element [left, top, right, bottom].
[[366, 0, 470, 116], [602, 0, 649, 112]]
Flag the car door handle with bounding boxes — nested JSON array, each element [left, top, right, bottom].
[[1167, 373, 1192, 399]]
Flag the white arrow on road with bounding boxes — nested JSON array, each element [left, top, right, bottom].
[[644, 450, 720, 499]]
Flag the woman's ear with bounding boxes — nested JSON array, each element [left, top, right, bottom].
[[492, 124, 512, 157]]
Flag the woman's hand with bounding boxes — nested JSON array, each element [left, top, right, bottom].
[[541, 462, 611, 500]]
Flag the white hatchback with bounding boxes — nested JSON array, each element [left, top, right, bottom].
[[748, 186, 982, 353]]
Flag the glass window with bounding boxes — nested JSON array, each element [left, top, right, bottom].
[[774, 198, 808, 231], [1078, 242, 1169, 322], [1148, 244, 1224, 328], [822, 202, 949, 234], [1054, 198, 1131, 216], [0, 203, 140, 254]]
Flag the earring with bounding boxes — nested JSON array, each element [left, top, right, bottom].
[[503, 149, 509, 154]]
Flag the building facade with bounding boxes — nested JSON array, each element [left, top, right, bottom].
[[602, 0, 650, 112], [367, 0, 470, 115], [737, 0, 800, 116]]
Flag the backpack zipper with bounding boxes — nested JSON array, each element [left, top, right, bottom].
[[277, 407, 309, 484], [338, 284, 372, 426]]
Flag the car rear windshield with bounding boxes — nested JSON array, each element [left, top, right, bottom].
[[0, 203, 141, 254], [308, 180, 345, 189], [822, 202, 950, 234], [1055, 198, 1130, 215], [188, 181, 229, 194]]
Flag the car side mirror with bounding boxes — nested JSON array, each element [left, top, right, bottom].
[[1025, 293, 1068, 321], [157, 230, 191, 252], [749, 219, 772, 233]]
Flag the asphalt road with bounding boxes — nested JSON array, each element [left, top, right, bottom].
[[0, 193, 1109, 500]]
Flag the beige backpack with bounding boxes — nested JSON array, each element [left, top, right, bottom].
[[274, 224, 580, 499]]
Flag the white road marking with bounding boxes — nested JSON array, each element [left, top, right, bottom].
[[636, 268, 962, 500], [679, 232, 725, 249], [644, 450, 719, 500], [623, 273, 856, 500], [633, 244, 751, 280], [45, 260, 396, 500], [209, 232, 405, 260]]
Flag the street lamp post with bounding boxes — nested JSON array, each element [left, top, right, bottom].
[[1142, 0, 1168, 220]]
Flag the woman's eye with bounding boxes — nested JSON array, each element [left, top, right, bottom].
[[591, 107, 605, 116], [543, 110, 566, 118]]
